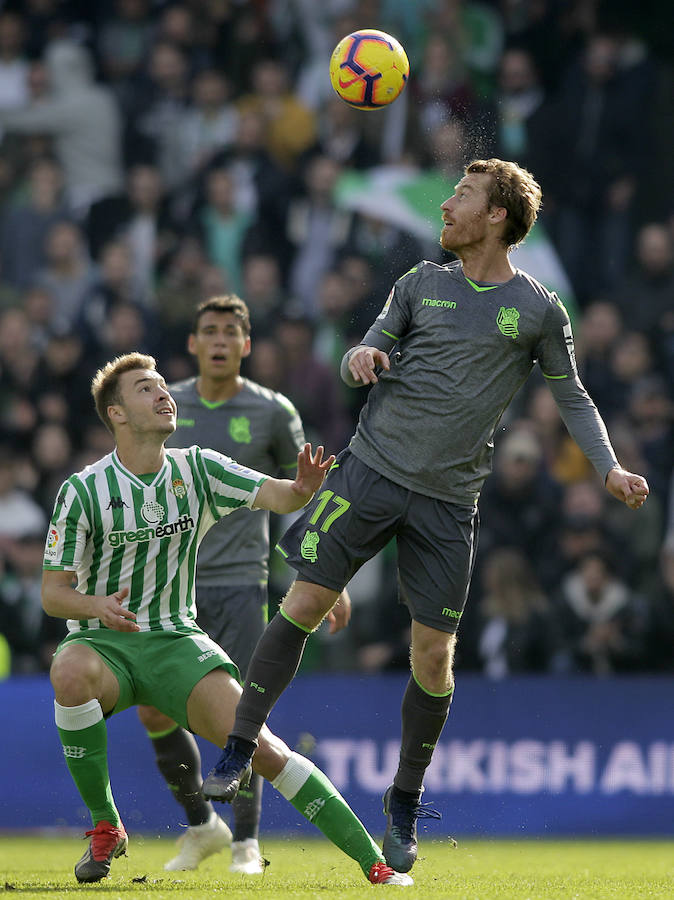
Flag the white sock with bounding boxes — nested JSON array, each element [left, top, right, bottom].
[[270, 752, 314, 800]]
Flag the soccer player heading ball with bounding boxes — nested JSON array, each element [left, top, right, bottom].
[[204, 158, 649, 873]]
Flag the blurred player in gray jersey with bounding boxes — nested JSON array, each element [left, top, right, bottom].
[[205, 159, 650, 872], [136, 296, 348, 873]]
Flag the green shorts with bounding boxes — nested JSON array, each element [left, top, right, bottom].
[[54, 627, 240, 730]]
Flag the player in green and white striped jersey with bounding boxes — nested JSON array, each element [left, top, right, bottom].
[[42, 352, 412, 887]]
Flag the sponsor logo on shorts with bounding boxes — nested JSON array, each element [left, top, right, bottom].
[[442, 607, 462, 619], [63, 745, 87, 759], [300, 530, 320, 563], [197, 649, 219, 663]]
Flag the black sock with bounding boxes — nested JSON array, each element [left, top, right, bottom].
[[395, 676, 453, 794], [231, 772, 263, 842], [231, 612, 310, 745], [151, 726, 212, 826]]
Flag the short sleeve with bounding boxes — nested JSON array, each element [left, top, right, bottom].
[[197, 448, 268, 519], [43, 479, 89, 570]]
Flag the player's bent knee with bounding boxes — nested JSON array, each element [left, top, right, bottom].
[[283, 580, 339, 628], [137, 704, 176, 733], [50, 645, 104, 699]]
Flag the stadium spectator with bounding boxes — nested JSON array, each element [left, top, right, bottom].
[[477, 426, 563, 593], [475, 546, 560, 678], [273, 312, 353, 453], [0, 445, 46, 546], [79, 239, 152, 348], [307, 95, 381, 170], [552, 548, 651, 675], [33, 220, 99, 336], [197, 166, 253, 296], [482, 46, 552, 181], [0, 11, 30, 111], [0, 528, 64, 673], [240, 252, 288, 339], [286, 154, 352, 318], [526, 383, 593, 485], [0, 156, 70, 290], [237, 57, 316, 173], [207, 107, 295, 269], [171, 68, 239, 191], [541, 32, 653, 303], [0, 40, 124, 215], [574, 300, 624, 421], [615, 222, 674, 335], [96, 0, 154, 90], [86, 163, 179, 294], [407, 33, 477, 135]]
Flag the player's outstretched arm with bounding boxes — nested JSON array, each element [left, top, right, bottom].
[[253, 443, 335, 514], [42, 569, 140, 631], [605, 467, 649, 510]]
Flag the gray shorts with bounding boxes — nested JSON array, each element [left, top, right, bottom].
[[195, 584, 268, 673], [277, 450, 479, 633]]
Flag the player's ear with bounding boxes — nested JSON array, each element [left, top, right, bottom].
[[107, 402, 126, 426], [489, 206, 507, 226], [187, 333, 197, 356], [242, 336, 252, 359]]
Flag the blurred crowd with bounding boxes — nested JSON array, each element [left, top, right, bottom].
[[0, 0, 672, 678]]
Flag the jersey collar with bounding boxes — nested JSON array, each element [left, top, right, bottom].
[[111, 449, 169, 491]]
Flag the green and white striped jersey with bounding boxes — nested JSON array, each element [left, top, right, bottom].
[[43, 446, 267, 634]]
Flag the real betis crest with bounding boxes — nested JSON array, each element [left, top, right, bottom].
[[497, 306, 520, 339], [229, 416, 252, 443], [171, 478, 187, 498], [300, 530, 319, 562]]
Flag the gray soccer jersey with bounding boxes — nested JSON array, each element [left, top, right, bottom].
[[43, 446, 267, 634], [166, 378, 305, 586], [346, 259, 616, 506]]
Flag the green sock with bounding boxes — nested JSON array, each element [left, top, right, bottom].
[[272, 753, 384, 878], [55, 699, 121, 828]]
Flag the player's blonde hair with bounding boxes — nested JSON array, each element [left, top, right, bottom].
[[466, 159, 542, 248], [91, 352, 157, 434]]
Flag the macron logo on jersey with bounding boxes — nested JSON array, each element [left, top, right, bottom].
[[422, 297, 457, 309], [108, 513, 196, 547]]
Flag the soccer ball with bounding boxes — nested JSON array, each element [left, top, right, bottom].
[[329, 29, 409, 110]]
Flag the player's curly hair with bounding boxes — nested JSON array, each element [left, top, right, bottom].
[[91, 352, 157, 433], [466, 159, 542, 249]]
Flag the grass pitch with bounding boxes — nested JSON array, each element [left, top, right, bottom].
[[1, 834, 673, 899]]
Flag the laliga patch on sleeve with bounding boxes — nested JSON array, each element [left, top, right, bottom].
[[377, 286, 394, 319], [44, 526, 62, 561]]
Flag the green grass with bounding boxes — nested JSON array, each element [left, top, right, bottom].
[[1, 835, 673, 899]]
